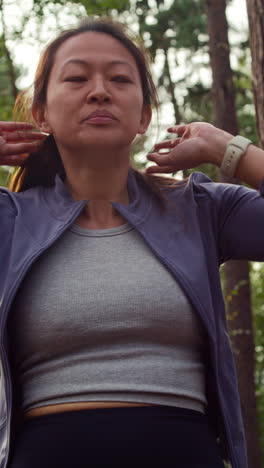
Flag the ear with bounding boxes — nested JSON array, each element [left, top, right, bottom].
[[32, 105, 52, 134], [138, 105, 152, 135]]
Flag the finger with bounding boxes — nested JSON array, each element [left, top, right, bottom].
[[0, 140, 42, 156], [167, 125, 188, 136], [153, 138, 180, 151], [147, 152, 175, 166], [146, 165, 178, 174], [2, 131, 47, 142], [0, 121, 34, 132], [0, 154, 29, 167]]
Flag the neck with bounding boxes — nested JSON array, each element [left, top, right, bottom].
[[59, 145, 131, 227]]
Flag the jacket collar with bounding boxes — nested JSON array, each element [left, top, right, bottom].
[[42, 168, 153, 224]]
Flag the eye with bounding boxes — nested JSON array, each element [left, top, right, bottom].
[[64, 76, 86, 82], [111, 75, 131, 83]]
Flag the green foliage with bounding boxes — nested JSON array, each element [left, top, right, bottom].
[[77, 0, 129, 14], [0, 167, 11, 187], [184, 83, 213, 119], [0, 36, 16, 120], [250, 263, 264, 461], [232, 50, 258, 143], [30, 0, 129, 16], [135, 0, 207, 52]]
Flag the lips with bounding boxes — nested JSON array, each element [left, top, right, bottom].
[[81, 110, 117, 122]]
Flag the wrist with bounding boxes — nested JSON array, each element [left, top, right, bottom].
[[213, 130, 234, 168]]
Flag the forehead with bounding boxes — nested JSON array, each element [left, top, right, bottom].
[[53, 31, 139, 72]]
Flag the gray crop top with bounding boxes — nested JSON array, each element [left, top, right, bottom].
[[8, 221, 208, 413]]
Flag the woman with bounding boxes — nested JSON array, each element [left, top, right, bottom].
[[0, 17, 263, 468]]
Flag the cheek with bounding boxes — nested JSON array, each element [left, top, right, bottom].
[[125, 92, 144, 118], [46, 93, 66, 114], [45, 92, 76, 132], [130, 106, 145, 130]]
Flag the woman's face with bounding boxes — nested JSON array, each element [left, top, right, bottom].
[[38, 32, 151, 153]]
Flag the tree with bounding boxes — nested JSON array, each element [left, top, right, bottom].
[[250, 262, 264, 460], [0, 0, 20, 121], [0, 35, 17, 120], [128, 0, 217, 178], [205, 0, 261, 467], [134, 0, 209, 122], [0, 0, 18, 100], [246, 0, 264, 148], [246, 0, 264, 462]]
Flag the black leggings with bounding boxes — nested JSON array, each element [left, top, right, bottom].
[[8, 405, 225, 468]]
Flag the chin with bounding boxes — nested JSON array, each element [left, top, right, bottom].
[[81, 135, 133, 148]]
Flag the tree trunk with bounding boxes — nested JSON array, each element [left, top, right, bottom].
[[205, 1, 261, 467], [206, 0, 237, 134], [246, 0, 264, 148], [224, 261, 261, 468]]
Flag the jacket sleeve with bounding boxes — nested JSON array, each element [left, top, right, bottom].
[[191, 172, 264, 263]]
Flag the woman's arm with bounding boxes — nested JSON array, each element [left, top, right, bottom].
[[0, 121, 46, 167], [146, 122, 264, 189], [234, 144, 264, 189]]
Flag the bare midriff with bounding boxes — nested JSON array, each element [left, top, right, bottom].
[[24, 401, 156, 419]]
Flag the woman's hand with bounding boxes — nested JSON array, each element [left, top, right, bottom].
[[146, 122, 233, 174], [0, 121, 47, 166]]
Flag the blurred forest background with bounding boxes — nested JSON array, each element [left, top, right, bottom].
[[0, 0, 263, 466]]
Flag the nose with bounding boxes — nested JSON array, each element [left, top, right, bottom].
[[86, 76, 111, 103]]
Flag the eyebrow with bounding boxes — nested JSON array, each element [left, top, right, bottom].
[[61, 59, 136, 73]]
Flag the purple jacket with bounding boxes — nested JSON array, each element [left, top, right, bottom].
[[1, 168, 264, 468]]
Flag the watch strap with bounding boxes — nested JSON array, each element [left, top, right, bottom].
[[220, 135, 252, 178]]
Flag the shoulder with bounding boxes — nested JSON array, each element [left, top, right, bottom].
[[185, 171, 259, 206], [0, 186, 17, 215], [156, 171, 245, 202], [162, 172, 263, 226], [0, 185, 43, 217]]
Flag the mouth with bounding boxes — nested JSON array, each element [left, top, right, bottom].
[[84, 116, 115, 124], [81, 110, 117, 124]]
